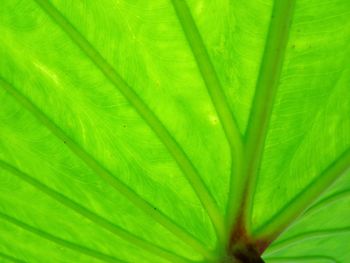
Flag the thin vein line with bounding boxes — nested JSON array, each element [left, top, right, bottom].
[[0, 212, 125, 263], [305, 189, 350, 216], [0, 160, 193, 263], [32, 0, 223, 248], [0, 252, 26, 263], [267, 69, 348, 207], [252, 148, 350, 239], [169, 0, 243, 240], [0, 78, 214, 260], [237, 0, 296, 234], [265, 255, 338, 263], [267, 227, 350, 255]]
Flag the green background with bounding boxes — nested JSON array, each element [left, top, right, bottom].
[[0, 0, 349, 262]]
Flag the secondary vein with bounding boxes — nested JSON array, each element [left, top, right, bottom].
[[169, 0, 243, 241], [235, 0, 296, 234], [252, 148, 350, 240], [0, 78, 214, 260], [0, 212, 124, 263], [32, 0, 223, 247], [0, 160, 193, 263], [267, 227, 350, 254], [0, 252, 26, 263], [304, 189, 350, 216], [265, 255, 339, 263]]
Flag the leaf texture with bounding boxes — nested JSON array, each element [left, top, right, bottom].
[[0, 0, 349, 262]]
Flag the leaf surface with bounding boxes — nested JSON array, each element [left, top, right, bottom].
[[0, 0, 349, 262]]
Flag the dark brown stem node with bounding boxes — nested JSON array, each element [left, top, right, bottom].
[[231, 243, 265, 263]]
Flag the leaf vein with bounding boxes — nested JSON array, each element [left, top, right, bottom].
[[0, 212, 124, 263], [305, 189, 350, 216], [237, 0, 297, 234], [253, 148, 350, 239], [32, 0, 223, 247], [0, 160, 193, 263], [265, 255, 338, 263], [169, 0, 244, 240], [0, 78, 213, 260], [0, 252, 26, 263], [267, 227, 350, 255]]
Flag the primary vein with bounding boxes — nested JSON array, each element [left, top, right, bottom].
[[236, 0, 296, 234], [32, 0, 223, 246], [0, 160, 193, 263], [169, 0, 243, 240], [0, 78, 214, 260]]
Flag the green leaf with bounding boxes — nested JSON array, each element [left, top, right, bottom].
[[0, 0, 349, 262]]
